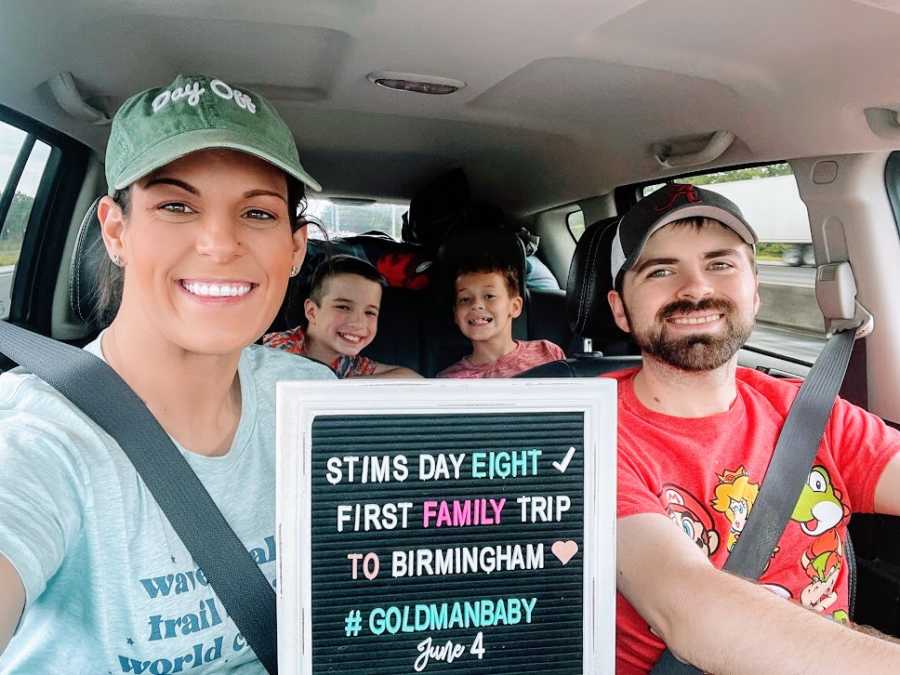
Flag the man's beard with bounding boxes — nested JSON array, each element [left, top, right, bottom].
[[625, 298, 753, 372]]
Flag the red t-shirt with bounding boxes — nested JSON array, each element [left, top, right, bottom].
[[436, 339, 565, 378], [611, 366, 900, 674]]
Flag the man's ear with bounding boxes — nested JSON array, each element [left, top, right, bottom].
[[96, 196, 127, 264], [753, 277, 761, 318], [608, 289, 632, 334], [510, 294, 524, 319], [304, 298, 318, 326]]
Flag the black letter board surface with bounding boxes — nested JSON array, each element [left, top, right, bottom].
[[276, 379, 615, 674]]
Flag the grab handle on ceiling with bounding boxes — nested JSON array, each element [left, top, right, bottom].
[[654, 130, 735, 169], [48, 72, 110, 125]]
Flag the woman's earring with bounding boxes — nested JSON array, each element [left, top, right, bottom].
[[289, 264, 300, 277], [111, 254, 124, 267]]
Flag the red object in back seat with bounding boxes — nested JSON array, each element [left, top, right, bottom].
[[376, 252, 430, 290]]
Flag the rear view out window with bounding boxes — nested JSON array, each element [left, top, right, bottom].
[[306, 199, 407, 240], [0, 121, 52, 319], [644, 163, 825, 364]]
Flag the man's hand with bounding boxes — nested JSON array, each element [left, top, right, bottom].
[[618, 512, 900, 674]]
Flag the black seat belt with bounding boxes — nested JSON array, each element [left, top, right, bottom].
[[651, 328, 856, 674], [0, 321, 278, 674]]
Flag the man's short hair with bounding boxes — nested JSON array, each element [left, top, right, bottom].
[[662, 216, 758, 271]]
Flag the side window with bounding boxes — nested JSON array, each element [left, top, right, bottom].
[[0, 121, 53, 319], [644, 163, 826, 364], [566, 209, 586, 242]]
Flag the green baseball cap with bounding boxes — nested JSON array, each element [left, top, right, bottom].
[[105, 74, 321, 194]]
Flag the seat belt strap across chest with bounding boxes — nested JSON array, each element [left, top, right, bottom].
[[651, 327, 856, 674], [0, 321, 278, 674]]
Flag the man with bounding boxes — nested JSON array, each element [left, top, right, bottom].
[[606, 183, 900, 674]]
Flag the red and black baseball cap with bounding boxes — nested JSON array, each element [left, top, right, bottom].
[[610, 183, 757, 289]]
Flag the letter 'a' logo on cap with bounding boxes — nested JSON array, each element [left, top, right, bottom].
[[655, 184, 700, 212]]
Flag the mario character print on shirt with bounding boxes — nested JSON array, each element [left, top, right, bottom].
[[711, 466, 760, 551], [790, 466, 850, 618], [659, 484, 720, 558]]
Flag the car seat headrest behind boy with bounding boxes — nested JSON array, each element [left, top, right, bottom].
[[273, 234, 434, 333], [566, 216, 636, 355], [404, 168, 470, 249]]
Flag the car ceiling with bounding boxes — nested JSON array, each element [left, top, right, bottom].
[[3, 0, 900, 216]]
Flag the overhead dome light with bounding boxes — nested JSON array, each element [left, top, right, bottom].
[[367, 70, 465, 95]]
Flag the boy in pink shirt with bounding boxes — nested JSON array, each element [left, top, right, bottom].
[[437, 261, 564, 378]]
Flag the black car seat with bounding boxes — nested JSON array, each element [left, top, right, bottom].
[[518, 216, 640, 378]]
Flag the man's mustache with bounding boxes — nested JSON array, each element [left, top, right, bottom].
[[656, 298, 735, 323]]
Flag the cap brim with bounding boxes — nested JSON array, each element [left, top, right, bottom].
[[109, 128, 322, 194]]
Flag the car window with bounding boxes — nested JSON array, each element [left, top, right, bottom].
[[566, 208, 586, 242], [306, 199, 407, 240], [643, 164, 826, 364], [0, 121, 52, 319]]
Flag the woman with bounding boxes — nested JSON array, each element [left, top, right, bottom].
[[0, 74, 334, 672]]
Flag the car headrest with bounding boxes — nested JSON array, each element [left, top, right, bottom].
[[69, 198, 106, 331], [566, 216, 636, 353], [404, 168, 470, 248]]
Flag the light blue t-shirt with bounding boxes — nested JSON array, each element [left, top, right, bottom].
[[0, 339, 334, 674]]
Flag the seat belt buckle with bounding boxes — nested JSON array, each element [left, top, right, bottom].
[[815, 262, 874, 338]]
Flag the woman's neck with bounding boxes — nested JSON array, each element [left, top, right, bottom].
[[101, 318, 243, 457]]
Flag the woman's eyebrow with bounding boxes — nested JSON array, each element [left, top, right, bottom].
[[141, 180, 286, 204], [143, 177, 197, 194], [243, 189, 287, 204]]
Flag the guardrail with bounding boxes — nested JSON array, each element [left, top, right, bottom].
[[757, 281, 823, 334]]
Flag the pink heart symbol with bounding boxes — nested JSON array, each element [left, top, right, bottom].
[[551, 540, 578, 565]]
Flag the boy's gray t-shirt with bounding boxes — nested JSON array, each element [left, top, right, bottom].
[[0, 338, 334, 673]]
